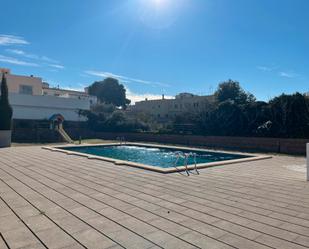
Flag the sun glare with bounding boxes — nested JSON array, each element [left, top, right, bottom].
[[154, 0, 164, 6], [136, 0, 187, 29], [148, 0, 167, 9]]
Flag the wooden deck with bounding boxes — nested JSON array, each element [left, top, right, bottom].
[[0, 146, 308, 249]]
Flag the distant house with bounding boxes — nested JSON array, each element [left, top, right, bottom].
[[0, 68, 96, 121], [130, 92, 214, 122]]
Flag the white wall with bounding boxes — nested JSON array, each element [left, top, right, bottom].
[[9, 93, 91, 121], [43, 87, 97, 103]]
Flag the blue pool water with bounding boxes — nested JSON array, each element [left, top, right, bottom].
[[61, 145, 249, 168]]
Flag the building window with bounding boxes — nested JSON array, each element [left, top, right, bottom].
[[19, 85, 33, 95], [174, 104, 178, 109]]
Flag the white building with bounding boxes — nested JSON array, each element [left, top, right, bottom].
[[0, 68, 96, 121]]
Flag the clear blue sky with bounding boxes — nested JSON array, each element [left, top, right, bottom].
[[0, 0, 308, 102]]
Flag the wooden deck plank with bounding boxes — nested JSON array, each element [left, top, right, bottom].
[[0, 146, 308, 249]]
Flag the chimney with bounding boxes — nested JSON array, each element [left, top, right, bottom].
[[162, 94, 165, 100], [145, 98, 148, 101]]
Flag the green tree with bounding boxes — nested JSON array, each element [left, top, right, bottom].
[[88, 77, 131, 108], [198, 101, 247, 136], [242, 101, 272, 135], [0, 74, 13, 130], [215, 80, 255, 105], [80, 106, 149, 132], [268, 93, 309, 138], [91, 103, 115, 114]]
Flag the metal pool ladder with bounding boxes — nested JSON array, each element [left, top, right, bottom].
[[116, 136, 126, 145], [174, 152, 199, 176]]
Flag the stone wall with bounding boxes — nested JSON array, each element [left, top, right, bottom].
[[12, 127, 309, 155], [80, 132, 308, 155], [12, 128, 63, 143]]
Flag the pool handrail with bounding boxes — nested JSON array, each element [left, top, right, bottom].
[[174, 151, 199, 176]]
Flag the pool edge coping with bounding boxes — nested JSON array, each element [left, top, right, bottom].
[[42, 142, 272, 174]]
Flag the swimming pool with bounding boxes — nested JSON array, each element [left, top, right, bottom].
[[61, 144, 249, 168], [45, 143, 270, 173]]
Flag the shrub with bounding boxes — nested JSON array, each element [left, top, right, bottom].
[[80, 105, 149, 132]]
